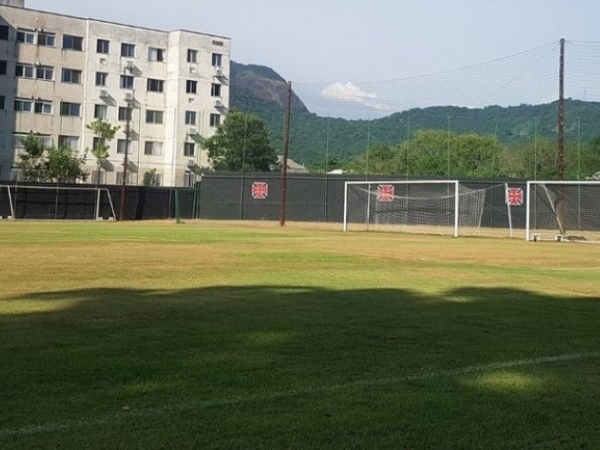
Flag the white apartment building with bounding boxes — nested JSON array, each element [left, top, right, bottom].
[[0, 1, 230, 186]]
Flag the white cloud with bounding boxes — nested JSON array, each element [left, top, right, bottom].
[[322, 82, 375, 102], [321, 82, 392, 111]]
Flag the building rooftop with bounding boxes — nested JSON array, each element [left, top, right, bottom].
[[0, 2, 230, 40]]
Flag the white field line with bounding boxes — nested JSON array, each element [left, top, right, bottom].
[[1, 351, 597, 438]]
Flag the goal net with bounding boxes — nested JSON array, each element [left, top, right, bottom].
[[343, 180, 487, 237], [526, 181, 600, 242], [0, 185, 116, 220]]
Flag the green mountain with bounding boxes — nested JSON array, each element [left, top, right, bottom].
[[230, 62, 600, 167]]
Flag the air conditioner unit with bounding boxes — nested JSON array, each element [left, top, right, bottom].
[[214, 66, 223, 77], [124, 92, 134, 102], [213, 97, 223, 107], [188, 128, 197, 135], [99, 89, 109, 98], [187, 159, 196, 168], [33, 60, 41, 66], [124, 60, 136, 72]]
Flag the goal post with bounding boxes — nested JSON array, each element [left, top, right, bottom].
[[526, 181, 600, 242], [0, 185, 116, 220], [343, 180, 487, 237]]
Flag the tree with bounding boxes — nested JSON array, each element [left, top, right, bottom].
[[45, 145, 89, 183], [15, 132, 88, 183], [15, 132, 47, 182], [143, 169, 159, 186], [86, 118, 120, 184], [406, 130, 502, 178], [205, 110, 277, 171], [343, 143, 404, 175], [311, 157, 342, 173], [341, 130, 503, 178], [499, 138, 556, 179]]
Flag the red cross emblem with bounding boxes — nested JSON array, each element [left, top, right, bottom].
[[251, 182, 269, 200], [506, 187, 524, 206], [377, 184, 395, 202]]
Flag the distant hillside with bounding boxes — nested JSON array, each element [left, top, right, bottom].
[[230, 62, 308, 114], [230, 62, 600, 167]]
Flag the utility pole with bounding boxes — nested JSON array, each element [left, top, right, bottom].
[[119, 99, 132, 221], [280, 81, 292, 227]]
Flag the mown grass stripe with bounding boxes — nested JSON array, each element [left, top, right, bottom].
[[1, 351, 596, 438]]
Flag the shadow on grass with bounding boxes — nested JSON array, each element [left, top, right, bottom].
[[1, 286, 600, 449]]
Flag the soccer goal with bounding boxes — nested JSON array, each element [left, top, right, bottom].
[[0, 185, 116, 220], [526, 181, 600, 242], [343, 180, 488, 237]]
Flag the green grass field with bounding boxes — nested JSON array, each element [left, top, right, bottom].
[[1, 221, 599, 449]]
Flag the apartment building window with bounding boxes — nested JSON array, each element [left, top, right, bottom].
[[144, 141, 163, 156], [120, 75, 134, 90], [187, 49, 198, 63], [183, 171, 196, 187], [211, 83, 222, 97], [62, 68, 82, 84], [147, 78, 164, 93], [185, 80, 197, 94], [184, 111, 196, 126], [212, 53, 222, 67], [12, 133, 52, 148], [145, 110, 164, 124], [116, 171, 133, 185], [95, 72, 108, 86], [183, 142, 195, 157], [13, 133, 52, 148], [0, 60, 6, 75], [14, 99, 33, 112], [13, 133, 53, 149], [91, 170, 105, 185], [0, 96, 5, 110], [58, 135, 79, 151], [92, 136, 106, 150], [15, 64, 34, 78], [34, 100, 53, 115], [121, 43, 135, 58], [36, 66, 54, 81], [117, 139, 133, 154], [118, 107, 132, 121], [94, 104, 108, 119], [17, 29, 35, 44], [148, 47, 165, 62], [38, 32, 56, 47], [97, 39, 110, 54], [60, 102, 81, 117], [210, 113, 221, 127], [145, 171, 161, 186], [63, 34, 83, 51], [0, 25, 9, 40]]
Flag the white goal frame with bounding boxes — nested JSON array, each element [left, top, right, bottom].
[[343, 180, 478, 237], [526, 180, 600, 242], [0, 185, 117, 221]]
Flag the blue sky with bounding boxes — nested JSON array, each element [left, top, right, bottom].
[[25, 0, 600, 117]]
